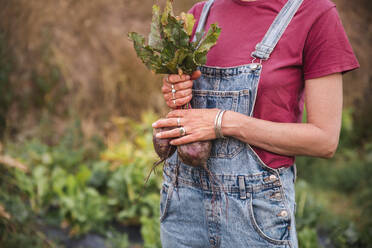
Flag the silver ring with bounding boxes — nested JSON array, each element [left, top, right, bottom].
[[173, 99, 176, 105], [177, 118, 181, 127], [165, 76, 170, 83], [172, 90, 176, 100], [171, 85, 176, 99], [179, 127, 186, 136]]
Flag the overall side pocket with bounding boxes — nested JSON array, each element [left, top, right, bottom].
[[159, 183, 174, 223]]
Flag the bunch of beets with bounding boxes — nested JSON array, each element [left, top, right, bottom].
[[128, 0, 221, 176]]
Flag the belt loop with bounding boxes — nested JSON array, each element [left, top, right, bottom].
[[238, 176, 246, 200]]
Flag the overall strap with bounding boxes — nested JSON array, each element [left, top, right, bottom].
[[252, 0, 304, 60], [192, 0, 215, 43]]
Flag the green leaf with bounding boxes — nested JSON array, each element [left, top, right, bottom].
[[195, 23, 221, 54], [128, 32, 147, 59], [165, 48, 188, 74], [192, 31, 204, 49], [161, 0, 174, 25], [163, 15, 189, 48], [148, 5, 162, 50], [180, 12, 195, 36], [128, 32, 162, 71], [193, 50, 208, 66], [193, 23, 221, 65], [182, 54, 197, 74]]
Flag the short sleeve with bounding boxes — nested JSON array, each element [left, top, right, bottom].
[[303, 6, 360, 80]]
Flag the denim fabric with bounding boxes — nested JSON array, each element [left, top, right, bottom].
[[160, 0, 301, 247], [161, 64, 298, 248], [160, 160, 297, 248]]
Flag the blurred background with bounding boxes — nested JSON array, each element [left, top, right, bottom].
[[0, 0, 371, 247]]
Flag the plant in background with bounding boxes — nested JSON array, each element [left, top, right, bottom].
[[2, 112, 163, 247]]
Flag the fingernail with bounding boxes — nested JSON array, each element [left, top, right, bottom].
[[152, 122, 156, 127], [169, 141, 174, 145], [156, 133, 161, 138]]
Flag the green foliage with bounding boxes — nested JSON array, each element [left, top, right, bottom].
[[2, 112, 162, 248], [105, 229, 130, 248], [296, 108, 372, 247], [128, 0, 221, 75], [0, 158, 51, 247], [141, 214, 161, 248], [352, 80, 372, 145], [297, 227, 318, 248], [295, 180, 324, 232]]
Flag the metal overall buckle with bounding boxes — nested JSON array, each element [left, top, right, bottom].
[[250, 53, 266, 71]]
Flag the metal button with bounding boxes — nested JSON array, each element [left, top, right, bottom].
[[251, 63, 259, 71], [269, 175, 277, 181], [279, 210, 288, 217]]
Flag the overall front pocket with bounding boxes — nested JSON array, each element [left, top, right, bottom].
[[159, 183, 174, 223], [191, 89, 251, 158]]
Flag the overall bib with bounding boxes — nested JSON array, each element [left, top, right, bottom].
[[160, 0, 303, 247]]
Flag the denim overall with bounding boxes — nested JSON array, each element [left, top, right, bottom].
[[160, 0, 303, 247]]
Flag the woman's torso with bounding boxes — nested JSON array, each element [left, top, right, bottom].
[[188, 0, 337, 168]]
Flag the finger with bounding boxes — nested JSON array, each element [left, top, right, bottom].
[[168, 74, 190, 83], [169, 134, 197, 146], [162, 80, 193, 93], [172, 80, 193, 91], [156, 127, 188, 139], [191, 70, 201, 80], [167, 109, 187, 118], [164, 88, 192, 101], [166, 95, 192, 108], [161, 84, 171, 94], [152, 118, 179, 128]]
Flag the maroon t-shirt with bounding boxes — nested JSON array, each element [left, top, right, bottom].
[[188, 0, 360, 169]]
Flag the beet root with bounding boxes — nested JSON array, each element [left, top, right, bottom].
[[152, 127, 177, 159], [177, 141, 212, 167]]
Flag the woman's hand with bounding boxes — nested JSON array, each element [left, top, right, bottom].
[[162, 70, 202, 109], [152, 108, 220, 145]]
